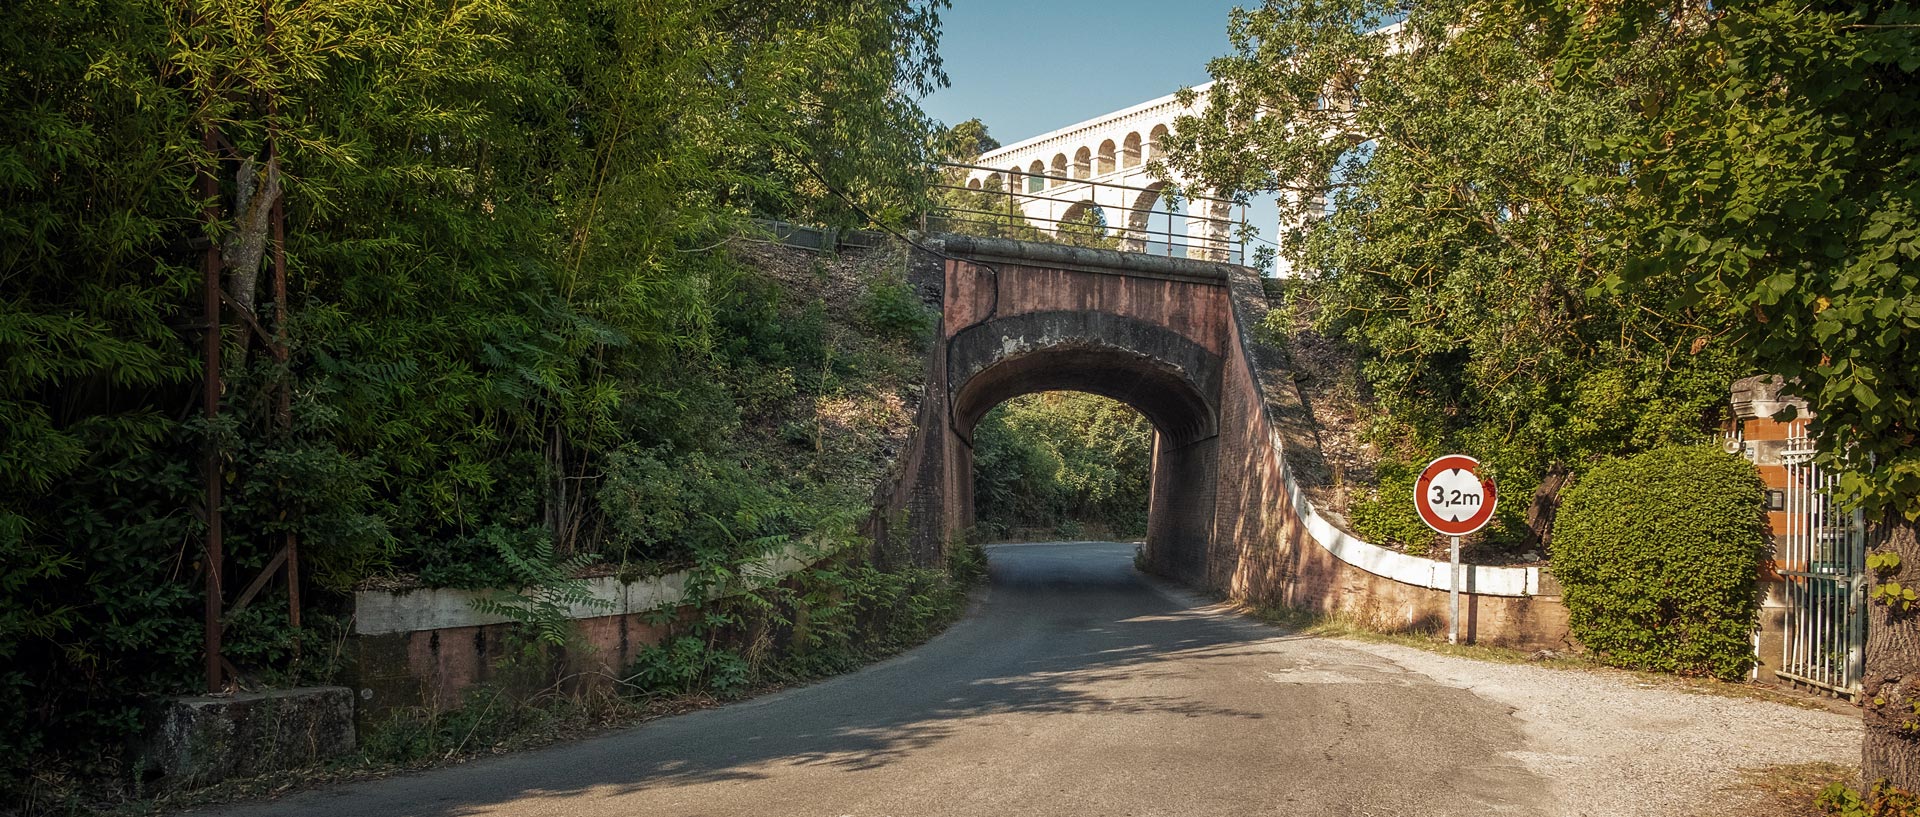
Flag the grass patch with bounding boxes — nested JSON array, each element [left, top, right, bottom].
[[1250, 605, 1595, 668], [1693, 762, 1857, 817]]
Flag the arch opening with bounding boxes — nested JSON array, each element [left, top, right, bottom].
[[970, 391, 1151, 542], [1096, 139, 1117, 175], [947, 312, 1222, 576], [1072, 146, 1093, 180], [1122, 132, 1142, 168], [1123, 181, 1171, 252], [1049, 153, 1069, 187], [1057, 200, 1114, 249], [1027, 160, 1046, 193]]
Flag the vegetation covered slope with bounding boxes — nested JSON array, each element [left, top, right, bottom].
[[0, 0, 950, 806]]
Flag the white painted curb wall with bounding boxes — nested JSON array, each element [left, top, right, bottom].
[[354, 543, 824, 636], [1272, 426, 1540, 597]]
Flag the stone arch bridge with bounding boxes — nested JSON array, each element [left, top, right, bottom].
[[873, 234, 1567, 646]]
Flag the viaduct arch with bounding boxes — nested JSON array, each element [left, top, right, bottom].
[[872, 234, 1569, 647]]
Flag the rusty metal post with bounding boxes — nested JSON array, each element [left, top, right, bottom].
[[266, 0, 300, 640], [200, 125, 226, 694]]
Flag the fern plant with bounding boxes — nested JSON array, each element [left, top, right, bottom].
[[468, 527, 611, 648]]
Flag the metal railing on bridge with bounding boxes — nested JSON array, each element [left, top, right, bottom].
[[925, 161, 1250, 265]]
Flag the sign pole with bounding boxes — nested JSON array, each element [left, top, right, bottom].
[[1449, 534, 1461, 644], [1416, 454, 1495, 647]]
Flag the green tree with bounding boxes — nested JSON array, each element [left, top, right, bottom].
[[0, 0, 950, 802], [1550, 0, 1919, 787], [937, 117, 1001, 161], [1160, 0, 1745, 526], [928, 118, 1049, 240], [1055, 205, 1121, 251]]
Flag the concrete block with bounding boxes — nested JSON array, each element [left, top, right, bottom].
[[140, 686, 355, 791]]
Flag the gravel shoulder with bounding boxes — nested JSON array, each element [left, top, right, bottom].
[[1321, 637, 1860, 816], [1134, 569, 1861, 817]]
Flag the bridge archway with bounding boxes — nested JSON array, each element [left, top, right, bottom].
[[947, 310, 1221, 578], [1123, 181, 1170, 251]]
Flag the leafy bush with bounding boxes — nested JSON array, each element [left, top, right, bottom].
[[625, 637, 753, 698], [599, 447, 789, 565], [467, 529, 610, 647], [1551, 445, 1767, 679], [1346, 460, 1440, 556], [1819, 780, 1920, 817], [623, 553, 978, 699], [859, 270, 934, 345]]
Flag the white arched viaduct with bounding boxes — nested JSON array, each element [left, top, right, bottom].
[[959, 21, 1414, 276], [961, 84, 1244, 263]]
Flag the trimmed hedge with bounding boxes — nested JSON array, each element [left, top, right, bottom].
[[1551, 444, 1768, 680]]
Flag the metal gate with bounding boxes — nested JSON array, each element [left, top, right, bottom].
[[1776, 424, 1868, 697]]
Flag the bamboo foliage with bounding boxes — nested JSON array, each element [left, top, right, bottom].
[[0, 0, 947, 800]]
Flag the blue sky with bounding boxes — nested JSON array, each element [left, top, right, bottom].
[[920, 1, 1246, 144], [919, 0, 1284, 253]]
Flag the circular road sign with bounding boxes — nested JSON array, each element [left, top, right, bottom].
[[1414, 455, 1498, 537]]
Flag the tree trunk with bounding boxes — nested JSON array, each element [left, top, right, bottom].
[[1524, 462, 1572, 553], [1864, 517, 1920, 788]]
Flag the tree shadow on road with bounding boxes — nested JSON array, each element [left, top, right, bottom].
[[231, 544, 1337, 817]]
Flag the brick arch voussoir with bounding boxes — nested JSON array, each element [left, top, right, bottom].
[[947, 310, 1222, 447]]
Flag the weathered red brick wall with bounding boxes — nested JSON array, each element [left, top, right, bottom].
[[1204, 271, 1571, 648], [944, 261, 1233, 353], [350, 611, 672, 725]]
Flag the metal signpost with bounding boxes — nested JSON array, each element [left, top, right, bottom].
[[1414, 455, 1498, 644]]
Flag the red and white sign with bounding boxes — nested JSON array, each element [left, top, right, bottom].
[[1414, 455, 1497, 537]]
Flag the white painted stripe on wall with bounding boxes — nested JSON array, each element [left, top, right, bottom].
[[1270, 426, 1539, 597], [353, 541, 828, 636]]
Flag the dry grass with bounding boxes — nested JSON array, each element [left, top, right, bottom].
[[1690, 762, 1855, 817]]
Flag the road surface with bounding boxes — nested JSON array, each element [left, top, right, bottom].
[[210, 541, 1856, 817]]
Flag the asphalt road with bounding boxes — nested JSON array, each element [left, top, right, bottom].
[[213, 542, 1552, 817]]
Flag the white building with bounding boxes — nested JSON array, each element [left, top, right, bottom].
[[957, 83, 1245, 263]]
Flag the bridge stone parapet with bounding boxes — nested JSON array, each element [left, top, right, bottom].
[[881, 235, 1571, 648]]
